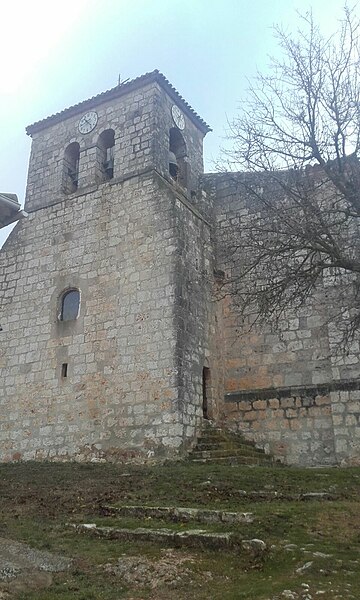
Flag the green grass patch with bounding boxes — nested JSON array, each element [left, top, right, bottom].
[[0, 462, 360, 599]]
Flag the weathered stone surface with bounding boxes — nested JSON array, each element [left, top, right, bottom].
[[206, 171, 360, 467], [300, 493, 336, 501], [104, 504, 254, 524], [73, 524, 236, 550], [102, 549, 201, 589], [0, 77, 218, 463], [240, 538, 267, 556], [0, 537, 71, 582], [0, 72, 359, 467], [295, 561, 313, 574]]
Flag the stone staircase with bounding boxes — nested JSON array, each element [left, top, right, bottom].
[[72, 505, 266, 555], [188, 423, 274, 466]]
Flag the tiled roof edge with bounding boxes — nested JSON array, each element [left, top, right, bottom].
[[26, 70, 212, 136]]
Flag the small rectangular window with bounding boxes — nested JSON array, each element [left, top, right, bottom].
[[61, 363, 68, 378]]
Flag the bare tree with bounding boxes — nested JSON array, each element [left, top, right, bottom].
[[219, 6, 360, 349]]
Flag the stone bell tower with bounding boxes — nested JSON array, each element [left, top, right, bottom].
[[0, 71, 214, 462]]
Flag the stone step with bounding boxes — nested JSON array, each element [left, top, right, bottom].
[[195, 437, 259, 446], [103, 504, 254, 524], [190, 449, 272, 460], [196, 432, 261, 449], [190, 455, 271, 466], [194, 442, 267, 455], [197, 430, 239, 439], [187, 424, 274, 465], [71, 523, 267, 555]]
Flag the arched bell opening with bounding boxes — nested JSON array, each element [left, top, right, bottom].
[[169, 127, 189, 189], [98, 129, 115, 181], [63, 142, 80, 194], [169, 151, 179, 179]]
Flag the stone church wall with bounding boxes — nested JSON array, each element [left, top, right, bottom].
[[0, 75, 213, 463], [172, 189, 215, 434], [2, 72, 359, 467], [222, 385, 360, 466], [206, 173, 360, 465], [0, 170, 190, 462]]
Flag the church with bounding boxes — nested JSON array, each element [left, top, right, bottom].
[[0, 71, 359, 466]]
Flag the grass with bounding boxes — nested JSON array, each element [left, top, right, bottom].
[[0, 461, 359, 599]]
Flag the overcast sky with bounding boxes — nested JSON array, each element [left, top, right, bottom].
[[0, 0, 347, 246]]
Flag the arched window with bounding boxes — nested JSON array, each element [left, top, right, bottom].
[[63, 142, 80, 194], [169, 128, 188, 188], [98, 129, 115, 181], [59, 289, 80, 321]]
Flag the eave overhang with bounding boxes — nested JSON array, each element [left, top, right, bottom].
[[0, 194, 28, 229]]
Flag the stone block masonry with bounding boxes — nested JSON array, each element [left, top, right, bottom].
[[1, 71, 359, 466], [203, 172, 360, 466], [0, 74, 213, 463], [222, 381, 360, 466], [0, 172, 181, 461]]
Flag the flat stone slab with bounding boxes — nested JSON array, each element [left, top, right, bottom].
[[237, 490, 338, 501], [299, 492, 337, 500], [71, 523, 266, 554], [0, 537, 72, 582], [104, 504, 254, 524]]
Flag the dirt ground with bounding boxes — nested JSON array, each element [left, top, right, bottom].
[[0, 537, 72, 597], [0, 461, 359, 599]]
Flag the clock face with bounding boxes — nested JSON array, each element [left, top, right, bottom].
[[171, 105, 185, 130], [78, 111, 98, 134]]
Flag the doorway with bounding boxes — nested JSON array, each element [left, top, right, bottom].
[[202, 367, 211, 419]]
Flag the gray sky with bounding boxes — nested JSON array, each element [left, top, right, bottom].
[[0, 0, 346, 246]]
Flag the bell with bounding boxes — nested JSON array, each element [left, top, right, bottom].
[[169, 151, 179, 179], [169, 151, 178, 167]]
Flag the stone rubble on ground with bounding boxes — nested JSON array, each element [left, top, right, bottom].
[[270, 581, 356, 600], [296, 562, 313, 574], [0, 538, 72, 581], [102, 548, 208, 589]]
